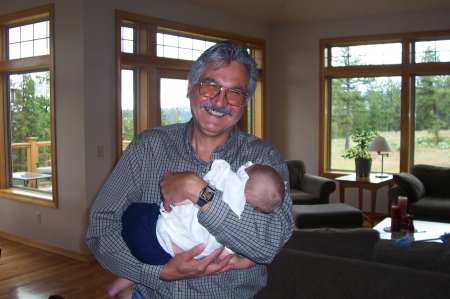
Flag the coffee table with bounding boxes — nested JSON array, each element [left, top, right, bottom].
[[373, 217, 450, 242]]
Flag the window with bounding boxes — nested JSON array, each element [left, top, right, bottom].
[[0, 5, 57, 207], [116, 11, 265, 155], [320, 31, 450, 177]]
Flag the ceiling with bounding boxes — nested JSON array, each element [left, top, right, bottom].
[[175, 0, 450, 25]]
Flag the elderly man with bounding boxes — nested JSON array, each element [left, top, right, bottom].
[[86, 40, 293, 298]]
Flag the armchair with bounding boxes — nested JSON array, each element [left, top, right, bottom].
[[286, 160, 336, 205], [388, 164, 450, 223]]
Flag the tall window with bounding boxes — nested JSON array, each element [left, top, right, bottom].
[[320, 31, 450, 177], [0, 5, 57, 207], [116, 11, 265, 155]]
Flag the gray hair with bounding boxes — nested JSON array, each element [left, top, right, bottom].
[[188, 40, 258, 105]]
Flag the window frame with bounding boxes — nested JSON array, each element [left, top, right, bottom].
[[0, 4, 57, 208], [115, 10, 266, 158], [320, 30, 450, 179]]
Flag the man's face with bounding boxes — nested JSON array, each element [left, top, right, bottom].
[[188, 61, 249, 138]]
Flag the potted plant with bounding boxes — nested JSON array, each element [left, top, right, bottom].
[[342, 129, 379, 177]]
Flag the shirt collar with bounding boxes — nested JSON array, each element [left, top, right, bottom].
[[183, 119, 239, 161]]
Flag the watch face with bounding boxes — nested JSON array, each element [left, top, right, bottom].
[[203, 187, 214, 200]]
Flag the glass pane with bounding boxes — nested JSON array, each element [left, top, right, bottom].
[[121, 69, 135, 150], [8, 21, 49, 59], [156, 31, 217, 61], [9, 72, 52, 192], [21, 41, 33, 58], [160, 78, 191, 125], [34, 21, 48, 39], [34, 38, 49, 56], [122, 40, 134, 53], [163, 45, 178, 59], [21, 24, 33, 41], [330, 77, 401, 173], [415, 39, 450, 63], [414, 75, 450, 167], [331, 43, 402, 66], [9, 43, 20, 60], [9, 27, 20, 43], [121, 26, 135, 53]]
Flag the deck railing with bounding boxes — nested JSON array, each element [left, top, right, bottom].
[[11, 138, 133, 173]]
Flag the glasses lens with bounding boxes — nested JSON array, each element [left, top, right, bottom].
[[199, 82, 220, 99], [226, 90, 245, 106], [198, 81, 246, 106]]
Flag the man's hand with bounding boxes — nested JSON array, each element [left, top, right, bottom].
[[160, 171, 207, 211], [159, 244, 235, 281]]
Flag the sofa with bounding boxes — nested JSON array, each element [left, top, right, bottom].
[[255, 228, 450, 299], [388, 164, 450, 223], [286, 160, 336, 205]]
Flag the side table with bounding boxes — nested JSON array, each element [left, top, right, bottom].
[[336, 174, 394, 227]]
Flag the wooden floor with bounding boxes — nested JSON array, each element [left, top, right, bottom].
[[0, 217, 380, 299], [0, 237, 134, 299]]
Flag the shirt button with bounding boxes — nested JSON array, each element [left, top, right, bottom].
[[178, 287, 182, 291], [202, 168, 207, 173]]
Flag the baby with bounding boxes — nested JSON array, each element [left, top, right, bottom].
[[107, 160, 285, 297]]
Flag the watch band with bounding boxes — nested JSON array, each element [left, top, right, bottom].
[[196, 185, 216, 208]]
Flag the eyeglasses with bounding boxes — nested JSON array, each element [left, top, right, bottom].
[[198, 80, 247, 107]]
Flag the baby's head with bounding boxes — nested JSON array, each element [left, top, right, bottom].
[[244, 164, 285, 214]]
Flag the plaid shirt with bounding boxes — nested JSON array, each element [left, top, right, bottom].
[[86, 120, 293, 298]]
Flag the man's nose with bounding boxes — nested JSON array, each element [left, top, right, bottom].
[[211, 89, 228, 107]]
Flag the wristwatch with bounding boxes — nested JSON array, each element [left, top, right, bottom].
[[196, 185, 216, 208]]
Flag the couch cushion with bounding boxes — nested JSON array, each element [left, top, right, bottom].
[[393, 172, 426, 203], [373, 239, 450, 274], [290, 189, 319, 205], [292, 203, 363, 229], [286, 160, 306, 189], [411, 164, 450, 197], [283, 228, 380, 261], [409, 196, 450, 222]]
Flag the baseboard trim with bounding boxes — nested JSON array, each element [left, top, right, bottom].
[[0, 231, 96, 263]]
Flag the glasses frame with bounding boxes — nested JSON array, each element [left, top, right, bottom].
[[197, 80, 247, 107]]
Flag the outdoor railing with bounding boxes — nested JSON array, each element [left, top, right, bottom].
[[12, 138, 133, 173]]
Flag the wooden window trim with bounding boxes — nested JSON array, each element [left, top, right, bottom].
[[0, 4, 57, 207], [319, 29, 450, 179], [115, 10, 266, 159]]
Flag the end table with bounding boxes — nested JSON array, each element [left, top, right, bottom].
[[336, 174, 394, 227]]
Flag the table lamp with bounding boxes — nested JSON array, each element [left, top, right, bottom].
[[368, 136, 392, 178]]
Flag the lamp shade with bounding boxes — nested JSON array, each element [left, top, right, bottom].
[[368, 136, 392, 153]]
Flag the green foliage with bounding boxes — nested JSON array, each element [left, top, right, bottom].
[[122, 109, 135, 141], [161, 107, 186, 125], [10, 73, 51, 143], [9, 72, 51, 173], [341, 129, 379, 161]]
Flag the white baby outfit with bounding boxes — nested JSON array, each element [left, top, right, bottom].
[[156, 159, 253, 259]]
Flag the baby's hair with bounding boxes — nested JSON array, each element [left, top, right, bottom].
[[244, 164, 285, 213]]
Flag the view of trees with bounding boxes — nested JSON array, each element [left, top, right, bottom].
[[121, 106, 191, 142], [10, 72, 51, 172], [331, 46, 450, 170]]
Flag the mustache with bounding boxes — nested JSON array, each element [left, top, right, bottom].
[[200, 102, 233, 116]]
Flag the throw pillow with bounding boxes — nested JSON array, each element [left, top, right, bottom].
[[393, 172, 426, 203]]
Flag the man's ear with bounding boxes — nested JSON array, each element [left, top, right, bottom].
[[187, 82, 193, 97]]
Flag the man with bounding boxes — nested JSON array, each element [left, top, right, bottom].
[[86, 40, 293, 298]]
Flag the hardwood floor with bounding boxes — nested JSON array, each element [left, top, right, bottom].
[[0, 217, 382, 299], [0, 238, 134, 299]]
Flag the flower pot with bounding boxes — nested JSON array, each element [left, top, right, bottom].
[[355, 158, 371, 177]]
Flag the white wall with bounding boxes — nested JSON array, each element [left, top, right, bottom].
[[269, 9, 450, 211], [0, 0, 270, 255]]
